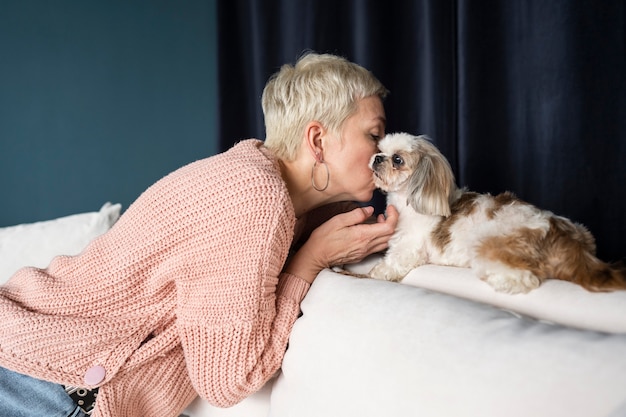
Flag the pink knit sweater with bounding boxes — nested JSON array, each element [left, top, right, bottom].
[[0, 140, 311, 417]]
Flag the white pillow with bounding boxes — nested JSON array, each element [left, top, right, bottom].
[[0, 202, 121, 284], [348, 255, 626, 334], [270, 270, 626, 417]]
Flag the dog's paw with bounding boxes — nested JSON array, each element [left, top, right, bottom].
[[332, 266, 370, 279], [368, 262, 405, 282], [481, 269, 541, 294]]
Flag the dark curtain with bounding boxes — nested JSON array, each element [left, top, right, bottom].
[[216, 0, 625, 263]]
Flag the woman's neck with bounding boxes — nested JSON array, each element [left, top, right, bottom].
[[278, 159, 331, 218]]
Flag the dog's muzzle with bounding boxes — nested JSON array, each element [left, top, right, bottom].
[[371, 154, 385, 169], [372, 155, 385, 166]]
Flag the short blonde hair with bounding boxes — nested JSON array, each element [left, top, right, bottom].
[[262, 52, 389, 160]]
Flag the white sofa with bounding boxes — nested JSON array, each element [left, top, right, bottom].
[[2, 204, 626, 417]]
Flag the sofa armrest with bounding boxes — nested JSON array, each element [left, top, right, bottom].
[[270, 268, 626, 417]]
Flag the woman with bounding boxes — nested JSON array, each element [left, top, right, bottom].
[[0, 52, 398, 417]]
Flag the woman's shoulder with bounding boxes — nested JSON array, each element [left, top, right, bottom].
[[157, 139, 279, 190], [212, 139, 285, 192], [184, 139, 277, 179], [124, 139, 292, 222], [182, 140, 293, 216]]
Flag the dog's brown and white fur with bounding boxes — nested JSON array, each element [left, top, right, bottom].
[[368, 132, 626, 294]]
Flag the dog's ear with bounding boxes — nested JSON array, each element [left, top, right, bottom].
[[406, 146, 455, 217]]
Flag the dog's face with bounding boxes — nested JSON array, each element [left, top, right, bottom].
[[370, 133, 422, 193], [369, 132, 456, 216]]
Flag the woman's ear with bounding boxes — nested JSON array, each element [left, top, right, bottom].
[[305, 121, 325, 161]]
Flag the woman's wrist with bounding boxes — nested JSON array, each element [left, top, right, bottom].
[[283, 248, 325, 285]]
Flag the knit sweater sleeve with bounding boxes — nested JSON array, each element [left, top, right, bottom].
[[173, 142, 309, 407]]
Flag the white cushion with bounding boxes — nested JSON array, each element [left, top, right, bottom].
[[0, 202, 121, 284], [347, 255, 626, 334], [270, 269, 626, 417]]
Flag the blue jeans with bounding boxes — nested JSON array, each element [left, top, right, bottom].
[[0, 366, 88, 417]]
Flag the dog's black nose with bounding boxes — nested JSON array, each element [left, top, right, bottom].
[[373, 155, 385, 166]]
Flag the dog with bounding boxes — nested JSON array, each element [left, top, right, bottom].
[[368, 132, 626, 294]]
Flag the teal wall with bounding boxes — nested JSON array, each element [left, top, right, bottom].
[[0, 1, 218, 226]]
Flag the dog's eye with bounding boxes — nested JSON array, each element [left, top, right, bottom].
[[392, 155, 404, 166]]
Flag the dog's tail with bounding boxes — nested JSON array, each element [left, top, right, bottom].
[[576, 257, 626, 292], [547, 217, 626, 292], [560, 247, 626, 292]]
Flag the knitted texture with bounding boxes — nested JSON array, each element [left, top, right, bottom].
[[0, 140, 310, 417]]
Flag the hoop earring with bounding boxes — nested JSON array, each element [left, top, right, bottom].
[[311, 160, 330, 192]]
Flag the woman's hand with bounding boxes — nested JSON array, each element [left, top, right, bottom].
[[284, 205, 399, 284]]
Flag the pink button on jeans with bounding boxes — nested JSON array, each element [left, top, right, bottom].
[[83, 365, 106, 386]]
